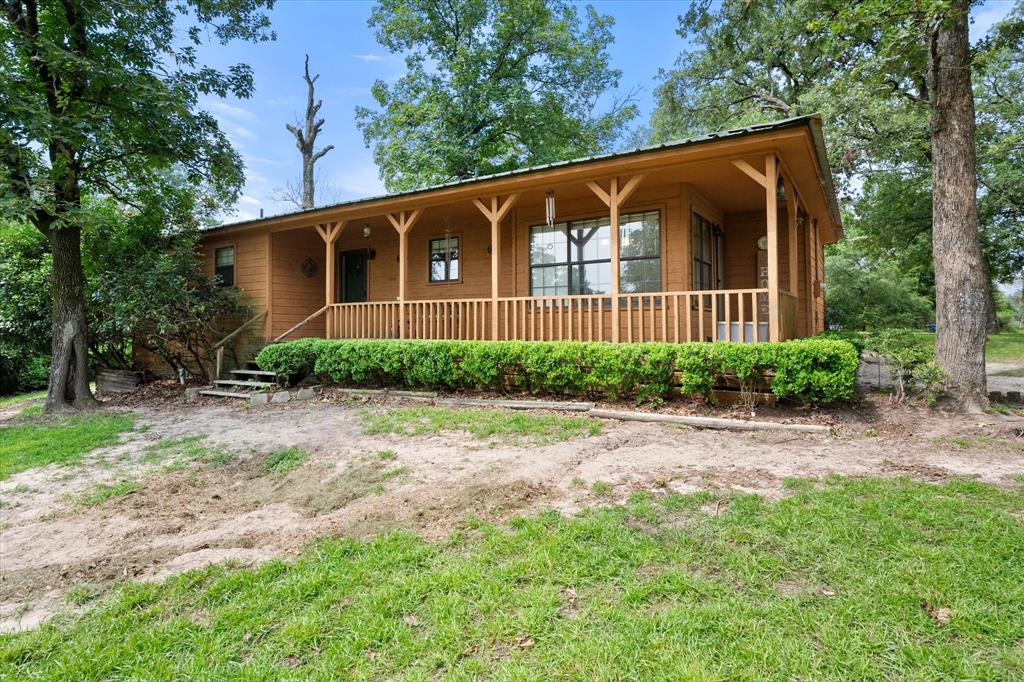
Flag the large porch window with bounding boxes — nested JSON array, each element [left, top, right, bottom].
[[529, 210, 661, 296]]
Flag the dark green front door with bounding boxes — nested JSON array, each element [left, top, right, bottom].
[[340, 250, 368, 303]]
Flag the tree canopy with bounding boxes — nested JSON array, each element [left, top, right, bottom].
[[0, 0, 274, 410], [357, 0, 638, 192]]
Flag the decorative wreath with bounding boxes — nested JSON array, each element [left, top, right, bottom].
[[301, 257, 317, 278]]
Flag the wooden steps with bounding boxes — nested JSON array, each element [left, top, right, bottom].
[[211, 379, 276, 389], [198, 364, 279, 400]]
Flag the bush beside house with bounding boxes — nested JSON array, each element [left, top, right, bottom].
[[257, 338, 859, 404]]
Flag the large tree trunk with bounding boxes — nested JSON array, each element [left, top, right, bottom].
[[928, 0, 988, 412], [44, 224, 98, 412]]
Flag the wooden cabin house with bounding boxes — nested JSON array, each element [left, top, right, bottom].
[[136, 115, 843, 377]]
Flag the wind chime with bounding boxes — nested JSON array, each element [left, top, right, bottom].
[[545, 190, 556, 227]]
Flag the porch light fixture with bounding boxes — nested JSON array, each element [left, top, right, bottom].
[[363, 223, 371, 238], [545, 191, 555, 227]]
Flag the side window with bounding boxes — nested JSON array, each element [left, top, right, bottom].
[[429, 235, 459, 283], [215, 246, 235, 287]]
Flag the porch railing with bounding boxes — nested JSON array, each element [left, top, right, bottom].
[[325, 288, 772, 343]]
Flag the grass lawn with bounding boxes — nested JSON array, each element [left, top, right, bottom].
[[0, 412, 135, 480], [986, 327, 1024, 363], [912, 327, 1024, 363], [359, 406, 603, 444], [2, 477, 1021, 679], [0, 390, 47, 409]]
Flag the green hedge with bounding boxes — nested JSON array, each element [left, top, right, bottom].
[[256, 338, 859, 404]]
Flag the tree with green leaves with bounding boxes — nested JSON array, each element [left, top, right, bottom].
[[824, 235, 934, 332], [1, 0, 274, 412], [357, 0, 638, 192], [1, 184, 248, 387], [652, 0, 1022, 411]]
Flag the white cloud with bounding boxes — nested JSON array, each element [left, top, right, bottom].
[[970, 1, 1012, 42], [238, 195, 262, 207], [229, 125, 256, 140], [353, 53, 383, 62], [203, 99, 255, 121]]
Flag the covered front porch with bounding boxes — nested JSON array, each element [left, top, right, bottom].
[[255, 129, 832, 347]]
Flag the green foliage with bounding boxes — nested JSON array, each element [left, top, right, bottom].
[[254, 338, 327, 383], [824, 239, 933, 331], [2, 478, 1022, 679], [258, 338, 860, 404], [0, 224, 52, 393], [0, 413, 135, 480], [357, 0, 637, 191], [817, 330, 867, 355], [0, 1, 275, 224], [866, 329, 943, 402], [0, 193, 249, 379], [263, 448, 310, 476]]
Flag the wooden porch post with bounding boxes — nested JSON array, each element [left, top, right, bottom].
[[765, 155, 781, 342], [472, 194, 519, 340], [315, 221, 345, 338], [784, 176, 799, 294], [385, 209, 423, 339], [587, 174, 646, 343]]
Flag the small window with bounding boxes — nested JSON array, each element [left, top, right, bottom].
[[215, 246, 235, 287], [429, 235, 459, 283]]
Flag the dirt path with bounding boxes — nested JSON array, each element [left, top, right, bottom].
[[2, 394, 1022, 631]]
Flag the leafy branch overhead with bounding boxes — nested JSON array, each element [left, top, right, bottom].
[[357, 0, 639, 192], [285, 54, 335, 209]]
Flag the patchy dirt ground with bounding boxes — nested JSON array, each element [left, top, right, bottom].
[[1, 389, 1022, 632]]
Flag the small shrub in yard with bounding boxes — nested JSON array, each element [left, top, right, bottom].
[[257, 338, 859, 404], [866, 328, 944, 403]]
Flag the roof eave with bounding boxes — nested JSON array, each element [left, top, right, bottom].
[[204, 115, 822, 236]]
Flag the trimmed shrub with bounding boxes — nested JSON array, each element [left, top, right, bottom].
[[254, 337, 326, 383], [818, 330, 868, 355], [256, 338, 860, 404]]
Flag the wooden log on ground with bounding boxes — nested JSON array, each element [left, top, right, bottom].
[[588, 409, 830, 434], [436, 397, 596, 412]]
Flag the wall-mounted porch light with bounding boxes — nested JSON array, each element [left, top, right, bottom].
[[363, 223, 371, 238]]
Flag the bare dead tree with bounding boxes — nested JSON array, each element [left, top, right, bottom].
[[286, 54, 334, 209]]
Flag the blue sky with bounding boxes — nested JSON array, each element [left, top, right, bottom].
[[196, 0, 1015, 223]]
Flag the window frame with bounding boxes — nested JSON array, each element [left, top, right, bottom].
[[691, 212, 723, 308], [427, 233, 461, 284], [214, 245, 236, 288], [528, 208, 663, 297]]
